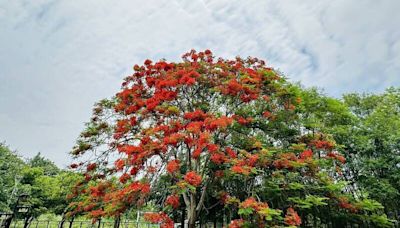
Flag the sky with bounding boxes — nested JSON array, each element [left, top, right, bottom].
[[1, 0, 399, 167]]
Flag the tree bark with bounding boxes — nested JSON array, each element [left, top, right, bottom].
[[68, 217, 74, 228], [181, 207, 186, 228], [58, 212, 67, 228], [113, 216, 120, 228], [188, 203, 197, 228]]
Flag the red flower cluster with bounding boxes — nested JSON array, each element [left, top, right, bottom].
[[166, 160, 180, 174], [165, 195, 180, 209], [184, 171, 202, 186], [338, 197, 358, 213], [144, 212, 174, 228], [327, 152, 346, 164], [184, 109, 208, 121], [240, 197, 268, 211], [284, 207, 302, 226], [115, 159, 125, 171], [232, 115, 253, 125], [225, 147, 237, 159], [229, 219, 245, 228], [299, 149, 313, 160], [273, 153, 297, 170], [313, 140, 334, 150], [86, 163, 97, 172], [231, 165, 252, 175], [119, 173, 130, 183]]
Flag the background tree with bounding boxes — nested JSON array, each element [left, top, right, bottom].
[[28, 152, 60, 176], [0, 143, 80, 226], [296, 86, 400, 225], [342, 88, 400, 221], [0, 143, 25, 212]]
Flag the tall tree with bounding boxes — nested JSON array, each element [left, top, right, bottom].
[[28, 152, 60, 176], [297, 87, 400, 224], [68, 50, 392, 228], [0, 143, 26, 212], [342, 88, 400, 221]]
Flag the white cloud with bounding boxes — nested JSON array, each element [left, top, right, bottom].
[[0, 0, 399, 165]]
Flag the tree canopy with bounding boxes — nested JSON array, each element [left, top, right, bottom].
[[67, 50, 394, 228], [0, 144, 79, 222]]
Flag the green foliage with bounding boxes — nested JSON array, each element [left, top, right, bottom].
[[28, 152, 60, 175], [297, 86, 400, 224], [0, 143, 26, 212], [288, 195, 329, 209], [0, 143, 79, 219]]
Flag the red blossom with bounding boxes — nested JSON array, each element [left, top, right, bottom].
[[299, 149, 313, 160], [90, 209, 105, 218], [210, 152, 227, 164], [166, 160, 180, 174], [115, 159, 125, 171], [284, 207, 301, 226], [119, 173, 130, 183], [326, 152, 346, 164], [262, 111, 272, 118], [233, 115, 253, 125], [184, 171, 202, 186], [225, 147, 237, 159], [165, 195, 180, 209], [144, 59, 152, 66], [231, 165, 252, 175], [313, 140, 334, 150], [229, 219, 245, 228], [192, 147, 203, 159], [207, 144, 219, 153], [247, 154, 258, 166], [144, 212, 173, 228], [338, 197, 358, 213], [205, 116, 233, 130], [86, 163, 97, 172], [184, 110, 208, 121], [130, 167, 139, 175]]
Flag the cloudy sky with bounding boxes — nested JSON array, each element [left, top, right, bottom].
[[1, 0, 399, 167]]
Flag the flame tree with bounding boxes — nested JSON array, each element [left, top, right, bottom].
[[67, 50, 391, 228]]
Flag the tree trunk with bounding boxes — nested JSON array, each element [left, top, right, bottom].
[[68, 217, 75, 228], [181, 208, 186, 228], [113, 216, 120, 228], [58, 212, 67, 228], [188, 211, 196, 228], [23, 216, 33, 228]]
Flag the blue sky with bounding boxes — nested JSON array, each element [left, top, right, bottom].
[[1, 0, 399, 166]]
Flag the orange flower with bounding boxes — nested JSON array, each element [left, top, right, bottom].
[[299, 150, 313, 160], [229, 219, 245, 228], [210, 153, 227, 164], [166, 160, 180, 174], [144, 212, 174, 228], [225, 147, 237, 159], [184, 110, 208, 121], [86, 163, 97, 172], [184, 171, 202, 186], [115, 159, 125, 171], [262, 111, 272, 118], [119, 173, 130, 184], [231, 165, 251, 175], [165, 195, 180, 209], [284, 208, 301, 226], [89, 209, 105, 218]]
